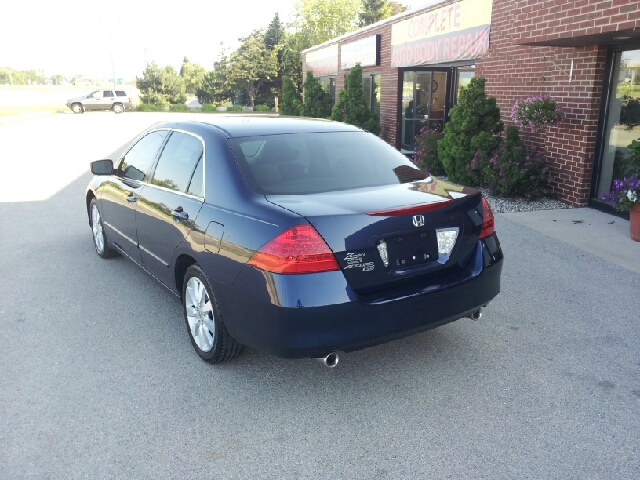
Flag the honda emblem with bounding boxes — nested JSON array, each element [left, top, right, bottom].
[[412, 215, 424, 227]]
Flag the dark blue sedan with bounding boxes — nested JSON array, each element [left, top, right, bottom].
[[86, 117, 503, 366]]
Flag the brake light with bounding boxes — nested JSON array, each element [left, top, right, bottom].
[[247, 224, 340, 274], [366, 200, 453, 216], [479, 197, 495, 239]]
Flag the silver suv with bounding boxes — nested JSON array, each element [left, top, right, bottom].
[[66, 89, 133, 114]]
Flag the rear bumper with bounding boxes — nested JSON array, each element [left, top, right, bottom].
[[216, 236, 503, 359]]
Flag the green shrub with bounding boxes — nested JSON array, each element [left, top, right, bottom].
[[330, 64, 381, 134], [413, 128, 445, 175], [227, 105, 243, 112], [169, 104, 189, 112], [628, 139, 640, 174], [301, 71, 332, 119], [281, 75, 302, 116], [254, 104, 271, 112], [135, 103, 164, 112], [200, 104, 217, 112], [438, 77, 502, 184], [468, 126, 551, 198]]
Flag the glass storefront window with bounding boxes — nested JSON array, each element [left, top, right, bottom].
[[455, 67, 475, 102], [372, 73, 381, 117], [318, 77, 336, 106], [401, 70, 448, 151], [597, 49, 640, 200]]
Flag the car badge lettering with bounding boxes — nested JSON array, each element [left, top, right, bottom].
[[343, 252, 375, 272], [413, 215, 425, 227]]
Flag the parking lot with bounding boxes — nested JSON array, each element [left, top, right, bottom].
[[0, 112, 639, 478]]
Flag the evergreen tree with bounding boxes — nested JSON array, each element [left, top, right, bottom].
[[264, 13, 284, 50], [281, 76, 302, 115], [438, 77, 503, 184], [330, 64, 381, 135], [137, 62, 187, 106], [300, 71, 332, 118], [358, 0, 392, 27], [179, 56, 190, 77]]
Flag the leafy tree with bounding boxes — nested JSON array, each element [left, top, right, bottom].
[[300, 71, 332, 118], [181, 62, 206, 94], [281, 76, 302, 115], [358, 0, 392, 27], [438, 77, 502, 184], [227, 36, 278, 107], [137, 62, 187, 106], [389, 1, 408, 15], [330, 64, 381, 134], [196, 46, 234, 105], [293, 0, 361, 46]]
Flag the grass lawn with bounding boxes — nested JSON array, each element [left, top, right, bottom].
[[0, 105, 65, 117]]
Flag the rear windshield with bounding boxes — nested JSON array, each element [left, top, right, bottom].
[[228, 132, 427, 195]]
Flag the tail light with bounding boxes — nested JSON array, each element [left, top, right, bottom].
[[479, 197, 495, 239], [247, 224, 340, 274]]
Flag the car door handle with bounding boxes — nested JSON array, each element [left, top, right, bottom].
[[171, 207, 189, 221], [127, 193, 137, 203]]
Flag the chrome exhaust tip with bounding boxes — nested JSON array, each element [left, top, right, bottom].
[[316, 352, 339, 368], [468, 308, 483, 321]]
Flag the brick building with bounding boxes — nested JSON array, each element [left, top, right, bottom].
[[302, 0, 640, 208]]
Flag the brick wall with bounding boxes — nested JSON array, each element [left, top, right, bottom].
[[476, 0, 640, 205]]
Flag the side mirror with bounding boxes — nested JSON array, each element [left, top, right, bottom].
[[90, 159, 113, 175]]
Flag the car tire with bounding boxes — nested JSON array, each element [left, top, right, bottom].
[[112, 103, 124, 114], [71, 103, 84, 114], [89, 198, 118, 259], [183, 264, 245, 363]]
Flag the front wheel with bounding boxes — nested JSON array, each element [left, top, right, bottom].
[[71, 103, 83, 114], [183, 265, 244, 363], [112, 103, 124, 114], [90, 198, 118, 258]]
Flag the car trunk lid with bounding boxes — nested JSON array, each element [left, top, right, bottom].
[[266, 178, 485, 293]]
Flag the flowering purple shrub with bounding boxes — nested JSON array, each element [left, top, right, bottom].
[[467, 126, 552, 198], [413, 127, 445, 175], [602, 176, 640, 212], [510, 94, 564, 132]]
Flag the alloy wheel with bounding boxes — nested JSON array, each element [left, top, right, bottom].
[[91, 204, 104, 254], [185, 276, 215, 352]]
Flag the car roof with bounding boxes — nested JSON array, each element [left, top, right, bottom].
[[151, 116, 363, 138]]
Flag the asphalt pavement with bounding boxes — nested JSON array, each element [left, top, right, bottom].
[[0, 113, 639, 479]]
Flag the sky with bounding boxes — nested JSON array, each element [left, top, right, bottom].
[[1, 0, 432, 80]]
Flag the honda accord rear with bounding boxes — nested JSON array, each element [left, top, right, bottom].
[[86, 117, 503, 363]]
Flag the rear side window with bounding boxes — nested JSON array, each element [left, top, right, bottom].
[[151, 131, 203, 193], [228, 132, 427, 195], [115, 91, 127, 96], [120, 130, 169, 181], [103, 90, 114, 97]]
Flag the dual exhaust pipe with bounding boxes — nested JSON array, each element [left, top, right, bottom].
[[315, 308, 484, 367]]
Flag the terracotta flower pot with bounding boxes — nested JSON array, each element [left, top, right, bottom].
[[631, 203, 640, 242]]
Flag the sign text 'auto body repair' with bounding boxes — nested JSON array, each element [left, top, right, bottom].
[[391, 0, 493, 67]]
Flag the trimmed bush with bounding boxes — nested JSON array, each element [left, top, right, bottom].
[[227, 105, 243, 112], [468, 126, 551, 198], [254, 104, 271, 112], [200, 104, 217, 112], [135, 103, 164, 112], [330, 64, 381, 135], [301, 71, 332, 119], [169, 104, 189, 112], [281, 75, 302, 116], [413, 128, 445, 175], [438, 77, 502, 184]]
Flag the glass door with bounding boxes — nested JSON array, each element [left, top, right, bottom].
[[596, 48, 640, 200], [400, 70, 448, 152]]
